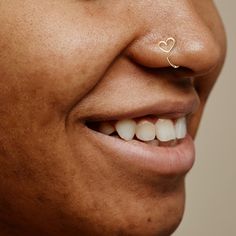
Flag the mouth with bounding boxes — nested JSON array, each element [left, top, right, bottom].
[[82, 111, 195, 176], [86, 115, 187, 147]]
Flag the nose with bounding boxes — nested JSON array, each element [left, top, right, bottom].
[[125, 2, 222, 76]]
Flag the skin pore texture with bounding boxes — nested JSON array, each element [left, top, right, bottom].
[[0, 1, 226, 236]]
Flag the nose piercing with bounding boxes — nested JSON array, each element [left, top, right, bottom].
[[167, 56, 180, 69], [158, 37, 180, 69]]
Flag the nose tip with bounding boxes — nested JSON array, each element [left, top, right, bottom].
[[175, 32, 222, 75]]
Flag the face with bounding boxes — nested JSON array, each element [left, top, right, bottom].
[[0, 1, 226, 235]]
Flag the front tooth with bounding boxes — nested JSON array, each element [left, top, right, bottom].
[[115, 119, 136, 141], [155, 119, 176, 142], [98, 122, 115, 135], [136, 120, 156, 141], [175, 117, 187, 139]]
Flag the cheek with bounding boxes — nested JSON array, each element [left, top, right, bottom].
[[0, 3, 134, 228], [0, 2, 128, 119], [0, 3, 109, 226]]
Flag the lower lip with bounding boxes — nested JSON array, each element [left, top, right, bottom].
[[83, 126, 195, 176]]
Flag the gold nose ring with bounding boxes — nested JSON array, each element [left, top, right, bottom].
[[158, 37, 180, 69]]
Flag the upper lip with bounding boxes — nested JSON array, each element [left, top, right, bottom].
[[82, 96, 200, 122]]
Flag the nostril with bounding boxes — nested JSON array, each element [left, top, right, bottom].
[[125, 34, 222, 76]]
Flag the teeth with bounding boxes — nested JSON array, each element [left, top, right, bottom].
[[136, 120, 156, 141], [115, 119, 136, 141], [175, 117, 187, 139], [155, 119, 176, 142], [98, 122, 115, 135], [97, 116, 187, 146]]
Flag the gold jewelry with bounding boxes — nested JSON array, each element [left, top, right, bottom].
[[158, 37, 180, 69]]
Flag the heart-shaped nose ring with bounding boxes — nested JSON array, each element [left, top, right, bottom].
[[158, 37, 180, 69]]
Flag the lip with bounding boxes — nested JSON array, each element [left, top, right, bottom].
[[79, 96, 199, 122], [82, 124, 195, 176]]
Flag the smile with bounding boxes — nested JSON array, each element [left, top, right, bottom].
[[86, 116, 187, 147], [81, 107, 196, 176]]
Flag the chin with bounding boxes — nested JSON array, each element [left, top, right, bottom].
[[82, 195, 184, 236], [60, 175, 186, 236]]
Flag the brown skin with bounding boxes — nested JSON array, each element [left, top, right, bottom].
[[0, 1, 226, 235]]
